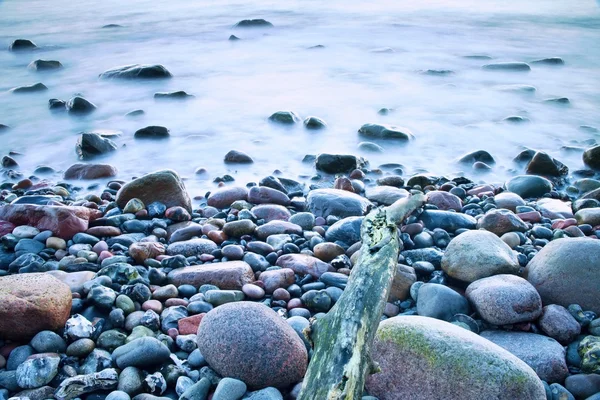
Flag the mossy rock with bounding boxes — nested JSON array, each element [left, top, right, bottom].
[[366, 316, 545, 400]]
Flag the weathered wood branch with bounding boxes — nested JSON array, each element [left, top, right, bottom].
[[298, 194, 427, 400]]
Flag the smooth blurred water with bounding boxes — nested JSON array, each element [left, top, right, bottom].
[[0, 0, 599, 195]]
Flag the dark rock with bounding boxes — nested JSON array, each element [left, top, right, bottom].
[[28, 59, 63, 71], [303, 116, 327, 129], [116, 170, 192, 212], [526, 151, 568, 177], [315, 154, 361, 174], [482, 62, 531, 71], [505, 175, 552, 198], [76, 133, 116, 160], [224, 150, 253, 164], [11, 83, 48, 93], [99, 64, 172, 79], [458, 150, 495, 165], [416, 283, 470, 322], [583, 146, 600, 170], [154, 91, 194, 100], [358, 123, 414, 140], [531, 57, 564, 65], [234, 19, 274, 28], [67, 96, 97, 115], [268, 111, 300, 124], [9, 39, 37, 51], [134, 126, 170, 139]]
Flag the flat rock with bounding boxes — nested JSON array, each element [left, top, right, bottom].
[[167, 238, 217, 257], [315, 154, 360, 174], [255, 220, 302, 240], [366, 186, 410, 205], [482, 62, 531, 71], [248, 186, 290, 206], [207, 187, 248, 209], [306, 189, 372, 218], [99, 64, 172, 79], [0, 273, 71, 340], [0, 205, 101, 239], [168, 261, 254, 290], [419, 210, 476, 231], [276, 254, 334, 278], [365, 316, 546, 400], [358, 123, 414, 140]]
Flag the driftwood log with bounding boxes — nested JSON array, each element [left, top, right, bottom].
[[298, 194, 427, 400]]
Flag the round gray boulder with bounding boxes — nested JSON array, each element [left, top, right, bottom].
[[526, 238, 600, 315], [441, 230, 520, 283]]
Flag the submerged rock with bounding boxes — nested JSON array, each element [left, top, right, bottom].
[[11, 83, 48, 93], [233, 19, 274, 28], [482, 62, 531, 71], [134, 126, 170, 139], [8, 39, 37, 51], [268, 111, 300, 124], [76, 133, 117, 160], [67, 96, 97, 115], [358, 123, 414, 140], [99, 64, 172, 79], [28, 59, 63, 71]]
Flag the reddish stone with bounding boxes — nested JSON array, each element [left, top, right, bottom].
[[99, 251, 113, 261], [0, 220, 15, 236], [467, 185, 495, 196], [349, 169, 365, 180], [83, 202, 99, 209], [276, 254, 334, 278], [143, 300, 163, 314], [427, 191, 462, 211], [518, 211, 542, 223], [207, 230, 227, 245], [168, 328, 179, 340], [251, 204, 291, 222], [178, 313, 206, 335], [0, 204, 102, 239], [63, 163, 117, 180], [13, 179, 32, 190], [168, 261, 255, 290], [402, 222, 424, 236], [93, 241, 109, 255], [552, 218, 577, 230], [199, 254, 215, 262], [247, 186, 290, 206], [135, 209, 148, 219], [86, 226, 121, 237], [0, 273, 72, 340], [287, 298, 303, 310], [207, 186, 249, 209], [258, 268, 296, 294], [165, 298, 188, 307], [165, 206, 191, 222], [334, 177, 355, 193], [202, 223, 219, 235], [129, 241, 166, 264], [116, 170, 192, 212]]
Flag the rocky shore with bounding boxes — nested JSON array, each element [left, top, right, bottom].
[[1, 142, 600, 400]]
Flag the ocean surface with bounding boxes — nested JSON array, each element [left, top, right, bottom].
[[0, 0, 599, 195]]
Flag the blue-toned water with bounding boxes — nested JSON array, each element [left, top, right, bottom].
[[0, 0, 599, 195]]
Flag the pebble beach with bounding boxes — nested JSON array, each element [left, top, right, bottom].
[[1, 1, 600, 400]]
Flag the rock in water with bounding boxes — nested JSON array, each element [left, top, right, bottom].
[[480, 331, 569, 383], [526, 237, 600, 314], [441, 230, 519, 283], [505, 175, 552, 198], [11, 83, 48, 93], [315, 154, 360, 174], [0, 273, 72, 340], [482, 62, 531, 71], [154, 91, 194, 100], [99, 64, 172, 79], [583, 145, 600, 170], [9, 39, 37, 51], [233, 19, 274, 28], [28, 59, 63, 71], [358, 123, 414, 140], [63, 163, 117, 180], [303, 116, 327, 129], [116, 170, 192, 212], [197, 302, 307, 389], [67, 96, 97, 115], [224, 150, 253, 164], [268, 111, 300, 124], [76, 133, 117, 160], [365, 316, 546, 400], [134, 125, 169, 139]]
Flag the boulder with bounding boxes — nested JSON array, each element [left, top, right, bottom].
[[480, 330, 569, 383], [0, 205, 101, 239], [306, 189, 372, 218], [99, 64, 172, 79], [9, 39, 37, 51], [116, 170, 192, 212], [466, 274, 542, 325], [583, 146, 600, 170], [67, 96, 97, 115], [197, 302, 307, 389], [28, 59, 63, 71], [64, 163, 117, 180], [224, 150, 253, 164], [525, 152, 568, 177], [168, 261, 254, 289], [416, 283, 470, 321], [537, 305, 581, 344], [441, 230, 520, 283], [0, 273, 72, 340], [365, 316, 546, 399], [526, 238, 600, 314]]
